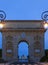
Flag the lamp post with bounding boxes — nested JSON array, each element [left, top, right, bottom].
[[41, 11, 48, 29], [0, 10, 6, 29]]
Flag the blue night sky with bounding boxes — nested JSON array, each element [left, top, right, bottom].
[[0, 0, 48, 50]]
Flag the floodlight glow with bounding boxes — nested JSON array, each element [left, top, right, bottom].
[[43, 22, 48, 29], [0, 23, 3, 28]]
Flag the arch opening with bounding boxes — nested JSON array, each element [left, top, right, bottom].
[[0, 32, 2, 49], [18, 41, 29, 62], [0, 32, 2, 58]]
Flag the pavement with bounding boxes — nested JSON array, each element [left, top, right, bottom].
[[0, 62, 48, 65]]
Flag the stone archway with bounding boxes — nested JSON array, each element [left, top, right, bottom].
[[18, 40, 29, 62], [1, 20, 46, 62]]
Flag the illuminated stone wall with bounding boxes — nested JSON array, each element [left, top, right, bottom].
[[2, 20, 46, 62]]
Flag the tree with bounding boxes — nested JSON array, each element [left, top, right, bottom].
[[40, 49, 48, 62], [0, 49, 2, 58]]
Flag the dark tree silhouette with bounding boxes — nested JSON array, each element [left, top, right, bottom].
[[40, 49, 48, 62]]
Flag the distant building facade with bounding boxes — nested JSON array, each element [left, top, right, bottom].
[[1, 20, 46, 62]]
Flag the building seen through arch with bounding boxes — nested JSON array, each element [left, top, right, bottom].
[[0, 20, 46, 62]]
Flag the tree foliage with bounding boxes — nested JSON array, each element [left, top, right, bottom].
[[0, 49, 2, 58], [40, 49, 48, 62]]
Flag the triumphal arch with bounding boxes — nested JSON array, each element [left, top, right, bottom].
[[0, 20, 46, 62]]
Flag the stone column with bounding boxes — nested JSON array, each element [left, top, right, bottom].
[[13, 33, 18, 61]]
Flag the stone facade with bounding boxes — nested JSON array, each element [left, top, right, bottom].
[[0, 20, 46, 62]]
